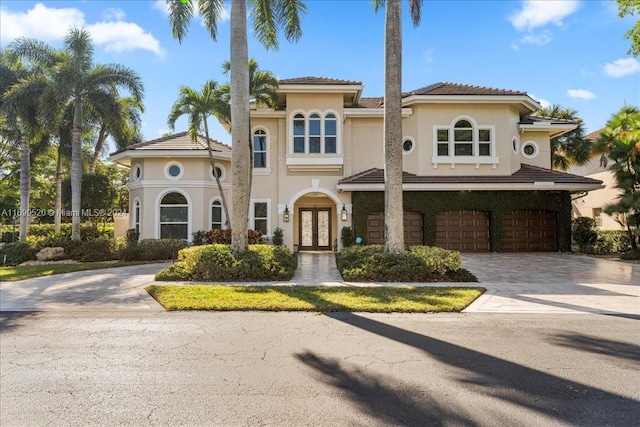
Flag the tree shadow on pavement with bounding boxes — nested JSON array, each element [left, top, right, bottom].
[[325, 312, 640, 426], [295, 351, 478, 427], [0, 311, 39, 333], [549, 333, 640, 363]]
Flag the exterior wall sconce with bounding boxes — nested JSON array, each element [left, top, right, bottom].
[[341, 205, 348, 221], [283, 206, 290, 222]]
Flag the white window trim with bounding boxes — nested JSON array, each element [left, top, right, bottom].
[[209, 196, 227, 230], [432, 115, 499, 165], [132, 164, 142, 181], [521, 140, 539, 159], [249, 199, 271, 237], [402, 136, 416, 155], [289, 109, 342, 155], [155, 189, 192, 242], [132, 197, 141, 236], [209, 164, 227, 182], [252, 126, 270, 171], [512, 136, 520, 155], [164, 161, 184, 180]]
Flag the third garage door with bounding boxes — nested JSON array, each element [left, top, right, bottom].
[[436, 210, 490, 252], [503, 209, 557, 252]]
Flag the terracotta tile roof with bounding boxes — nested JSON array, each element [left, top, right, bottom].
[[352, 97, 383, 108], [112, 131, 230, 155], [585, 128, 603, 140], [404, 82, 527, 97], [278, 76, 362, 85], [339, 164, 602, 186]]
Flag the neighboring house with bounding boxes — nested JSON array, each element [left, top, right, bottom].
[[567, 129, 623, 230], [108, 78, 602, 252]]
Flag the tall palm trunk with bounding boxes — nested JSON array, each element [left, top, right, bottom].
[[384, 0, 405, 254], [54, 145, 63, 233], [71, 98, 83, 240], [230, 0, 251, 254], [89, 126, 107, 173], [19, 130, 30, 241], [203, 119, 231, 228]]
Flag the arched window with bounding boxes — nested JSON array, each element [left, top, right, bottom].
[[211, 200, 224, 229], [324, 113, 337, 153], [253, 129, 267, 168], [159, 192, 188, 240], [309, 113, 321, 153], [454, 120, 473, 156], [293, 114, 305, 153], [433, 116, 496, 163]]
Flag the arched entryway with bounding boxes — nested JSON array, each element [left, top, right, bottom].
[[289, 188, 346, 252]]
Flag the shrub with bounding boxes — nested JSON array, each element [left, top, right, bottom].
[[596, 230, 633, 254], [155, 244, 298, 282], [0, 242, 36, 266], [26, 223, 114, 240], [1, 230, 18, 243], [336, 245, 475, 282], [272, 227, 284, 246], [572, 217, 598, 250], [192, 230, 209, 246], [341, 226, 354, 248], [206, 229, 264, 245], [121, 239, 187, 261], [126, 228, 139, 245], [68, 238, 120, 262], [620, 249, 640, 261]]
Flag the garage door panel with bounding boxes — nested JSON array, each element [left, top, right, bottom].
[[436, 210, 490, 252], [367, 211, 423, 246], [503, 209, 556, 252]]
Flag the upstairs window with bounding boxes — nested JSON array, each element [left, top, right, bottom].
[[290, 111, 340, 154], [433, 116, 497, 164], [253, 129, 268, 168]]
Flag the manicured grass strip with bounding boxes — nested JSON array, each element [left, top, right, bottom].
[[0, 261, 154, 282], [146, 285, 485, 313]]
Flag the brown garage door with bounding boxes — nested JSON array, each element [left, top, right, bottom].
[[436, 210, 490, 252], [503, 209, 557, 252], [367, 211, 423, 246]]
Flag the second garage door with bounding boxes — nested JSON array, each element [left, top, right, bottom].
[[367, 211, 423, 246], [503, 209, 557, 252], [436, 209, 490, 252]]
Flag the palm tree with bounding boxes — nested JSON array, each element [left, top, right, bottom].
[[596, 106, 640, 250], [10, 28, 144, 240], [537, 104, 592, 171], [168, 0, 305, 254], [373, 0, 423, 255], [88, 96, 144, 173], [167, 80, 231, 227]]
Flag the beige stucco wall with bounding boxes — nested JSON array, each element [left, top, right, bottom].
[[572, 170, 623, 230], [518, 131, 552, 169]]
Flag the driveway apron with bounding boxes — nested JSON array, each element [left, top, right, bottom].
[[0, 263, 170, 312]]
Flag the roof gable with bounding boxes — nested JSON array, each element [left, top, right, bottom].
[[111, 131, 230, 155]]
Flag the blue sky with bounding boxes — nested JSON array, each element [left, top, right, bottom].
[[1, 0, 639, 150]]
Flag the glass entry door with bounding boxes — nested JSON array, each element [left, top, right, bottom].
[[299, 208, 331, 251]]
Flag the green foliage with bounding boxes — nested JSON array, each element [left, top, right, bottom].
[[272, 227, 284, 246], [120, 239, 187, 262], [620, 249, 640, 260], [352, 191, 573, 252], [191, 230, 209, 246], [336, 245, 476, 282], [618, 0, 640, 56], [61, 173, 117, 220], [0, 242, 35, 266], [341, 226, 354, 248], [572, 217, 598, 249], [125, 228, 139, 244], [155, 244, 298, 282], [68, 238, 121, 262], [537, 104, 591, 170], [205, 229, 263, 245], [580, 230, 634, 256]]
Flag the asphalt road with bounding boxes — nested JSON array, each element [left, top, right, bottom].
[[1, 311, 639, 426]]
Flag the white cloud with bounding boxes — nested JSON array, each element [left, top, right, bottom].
[[519, 30, 553, 46], [103, 8, 126, 22], [603, 58, 640, 78], [567, 89, 597, 100], [509, 0, 581, 31], [153, 0, 170, 15], [0, 3, 84, 43], [87, 21, 165, 57], [580, 68, 594, 76], [529, 94, 551, 109]]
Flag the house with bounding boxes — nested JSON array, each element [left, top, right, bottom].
[[567, 129, 623, 230], [108, 78, 603, 252]]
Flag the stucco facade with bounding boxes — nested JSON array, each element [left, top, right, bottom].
[[108, 78, 602, 251]]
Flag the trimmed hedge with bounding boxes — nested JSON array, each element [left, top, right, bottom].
[[0, 242, 36, 266], [120, 239, 188, 262], [336, 245, 477, 282], [155, 244, 298, 282], [0, 223, 114, 241]]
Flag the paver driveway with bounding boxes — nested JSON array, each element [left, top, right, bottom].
[[461, 253, 639, 316]]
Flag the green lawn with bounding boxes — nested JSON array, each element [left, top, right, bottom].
[[0, 261, 153, 282], [146, 285, 485, 313]]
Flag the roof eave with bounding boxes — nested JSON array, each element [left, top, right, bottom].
[[402, 94, 541, 114], [336, 182, 604, 192]]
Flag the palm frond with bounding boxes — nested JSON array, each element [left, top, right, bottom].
[[168, 0, 196, 43], [199, 0, 226, 41]]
